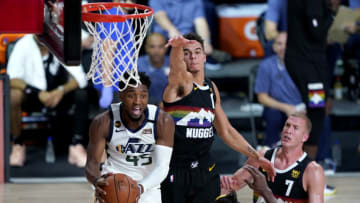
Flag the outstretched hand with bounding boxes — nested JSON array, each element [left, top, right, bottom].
[[255, 157, 276, 182], [165, 35, 196, 48]]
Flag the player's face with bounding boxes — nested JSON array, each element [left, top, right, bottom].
[[120, 84, 149, 121], [281, 116, 309, 148], [183, 41, 206, 73], [146, 35, 167, 65]]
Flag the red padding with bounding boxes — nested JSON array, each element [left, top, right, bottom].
[[0, 0, 44, 34]]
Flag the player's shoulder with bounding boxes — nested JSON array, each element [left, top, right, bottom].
[[92, 110, 111, 124], [304, 161, 324, 177], [303, 160, 325, 189]]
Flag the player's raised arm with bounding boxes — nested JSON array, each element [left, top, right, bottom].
[[163, 36, 194, 101], [137, 110, 174, 193]]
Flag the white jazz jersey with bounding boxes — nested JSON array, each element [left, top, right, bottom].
[[102, 103, 159, 182]]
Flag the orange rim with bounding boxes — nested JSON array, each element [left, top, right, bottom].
[[82, 3, 153, 22]]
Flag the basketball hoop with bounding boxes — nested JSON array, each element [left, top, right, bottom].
[[82, 3, 153, 91]]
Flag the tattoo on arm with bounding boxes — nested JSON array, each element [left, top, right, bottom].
[[248, 146, 259, 159]]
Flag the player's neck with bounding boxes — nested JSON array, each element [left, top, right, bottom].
[[192, 71, 205, 85], [277, 147, 304, 167], [120, 110, 146, 130]]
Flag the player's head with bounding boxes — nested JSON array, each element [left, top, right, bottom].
[[182, 32, 206, 73], [272, 32, 287, 62], [213, 191, 239, 203], [119, 72, 151, 121], [183, 32, 204, 50], [145, 32, 167, 68], [281, 112, 312, 148]]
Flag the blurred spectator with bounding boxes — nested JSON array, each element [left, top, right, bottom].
[[7, 35, 88, 167], [263, 0, 287, 56], [138, 33, 169, 105], [149, 0, 214, 55], [265, 0, 287, 40], [285, 0, 333, 159], [254, 32, 305, 148], [149, 0, 232, 70]]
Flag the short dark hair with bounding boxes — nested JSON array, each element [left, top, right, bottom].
[[183, 32, 204, 50], [118, 71, 151, 90]]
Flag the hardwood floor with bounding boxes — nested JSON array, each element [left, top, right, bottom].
[[1, 173, 360, 202]]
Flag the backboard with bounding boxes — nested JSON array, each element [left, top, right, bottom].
[[0, 0, 81, 66], [37, 0, 81, 66]]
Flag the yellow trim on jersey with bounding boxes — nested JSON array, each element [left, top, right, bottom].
[[209, 163, 216, 172], [215, 194, 227, 200]]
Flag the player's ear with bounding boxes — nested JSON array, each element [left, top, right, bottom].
[[303, 133, 309, 142]]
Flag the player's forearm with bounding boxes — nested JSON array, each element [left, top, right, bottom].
[[169, 46, 186, 74], [138, 145, 172, 192], [221, 127, 260, 160], [85, 161, 102, 185], [261, 188, 277, 203]]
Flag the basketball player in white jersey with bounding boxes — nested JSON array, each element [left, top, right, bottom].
[[85, 72, 175, 203]]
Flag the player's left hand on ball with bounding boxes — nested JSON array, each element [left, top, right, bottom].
[[94, 173, 113, 203]]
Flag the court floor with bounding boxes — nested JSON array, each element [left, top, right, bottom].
[[2, 173, 360, 202]]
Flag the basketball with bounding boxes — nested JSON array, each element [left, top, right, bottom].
[[103, 173, 139, 203]]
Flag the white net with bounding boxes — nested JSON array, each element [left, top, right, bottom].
[[83, 4, 153, 91]]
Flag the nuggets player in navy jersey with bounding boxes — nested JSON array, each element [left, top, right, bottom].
[[160, 32, 276, 203], [85, 72, 175, 203], [221, 112, 325, 203]]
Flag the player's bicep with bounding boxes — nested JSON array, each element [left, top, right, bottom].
[[155, 111, 174, 148]]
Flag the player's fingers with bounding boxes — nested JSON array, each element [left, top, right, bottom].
[[267, 166, 276, 182], [95, 193, 105, 203], [95, 187, 106, 198], [224, 177, 233, 190], [220, 176, 228, 188]]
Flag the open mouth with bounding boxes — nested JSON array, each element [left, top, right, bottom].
[[131, 107, 141, 117], [282, 135, 291, 143]]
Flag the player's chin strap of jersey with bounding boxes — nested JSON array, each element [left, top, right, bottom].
[[138, 144, 173, 193]]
